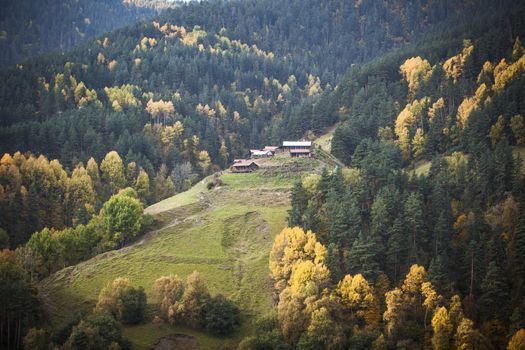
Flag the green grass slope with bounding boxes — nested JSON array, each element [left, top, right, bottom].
[[314, 124, 339, 153], [38, 154, 325, 349]]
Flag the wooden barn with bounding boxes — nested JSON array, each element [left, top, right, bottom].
[[231, 160, 259, 173], [290, 148, 312, 158]]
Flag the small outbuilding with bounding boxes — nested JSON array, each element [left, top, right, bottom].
[[263, 146, 280, 154], [250, 149, 273, 158], [231, 160, 259, 173]]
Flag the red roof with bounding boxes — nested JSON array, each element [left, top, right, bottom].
[[290, 149, 311, 153]]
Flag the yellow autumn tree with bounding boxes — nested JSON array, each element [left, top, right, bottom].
[[454, 317, 484, 350], [422, 281, 442, 328], [337, 274, 379, 329], [96, 277, 132, 316], [432, 307, 453, 350], [384, 265, 441, 341], [456, 83, 488, 128], [395, 97, 430, 160], [104, 85, 140, 111], [270, 227, 333, 346], [384, 288, 404, 338], [97, 52, 105, 64], [269, 227, 327, 292], [197, 150, 211, 174], [107, 60, 118, 72], [100, 151, 126, 195], [493, 53, 525, 91], [443, 40, 474, 83], [400, 56, 433, 99], [153, 275, 185, 323], [507, 329, 525, 350], [302, 174, 321, 196], [74, 82, 101, 108], [477, 61, 494, 86], [304, 306, 346, 349], [95, 277, 146, 324], [196, 103, 216, 119], [215, 100, 227, 118], [428, 97, 445, 123], [402, 264, 427, 296], [146, 99, 175, 124], [277, 287, 308, 344], [290, 259, 330, 298]]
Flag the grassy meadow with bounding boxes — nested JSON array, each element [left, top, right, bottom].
[[39, 154, 326, 349]]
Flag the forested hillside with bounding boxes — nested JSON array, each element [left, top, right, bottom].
[[2, 0, 525, 349], [247, 2, 525, 349], [0, 0, 176, 68], [2, 1, 520, 245], [157, 0, 512, 82]]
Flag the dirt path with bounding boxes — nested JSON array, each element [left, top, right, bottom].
[[150, 334, 199, 350]]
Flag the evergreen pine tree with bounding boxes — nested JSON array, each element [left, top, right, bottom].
[[510, 201, 525, 297], [386, 217, 407, 284], [479, 261, 509, 321], [288, 182, 308, 228], [134, 168, 151, 205], [404, 192, 425, 265], [428, 254, 450, 296], [347, 231, 381, 280], [317, 167, 332, 201], [326, 243, 343, 283]]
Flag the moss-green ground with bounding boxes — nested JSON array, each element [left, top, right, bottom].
[[313, 123, 339, 153], [39, 154, 326, 349]]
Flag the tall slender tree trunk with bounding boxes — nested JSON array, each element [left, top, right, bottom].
[[470, 254, 474, 297], [16, 317, 21, 350], [412, 230, 418, 263], [394, 254, 398, 285], [1, 315, 4, 349], [15, 317, 18, 350], [7, 316, 10, 350]]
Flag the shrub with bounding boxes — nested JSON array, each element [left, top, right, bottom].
[[95, 278, 147, 324], [204, 294, 240, 336]]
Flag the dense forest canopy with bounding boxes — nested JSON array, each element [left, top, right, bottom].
[[158, 0, 515, 82], [0, 0, 178, 68], [1, 0, 525, 349]]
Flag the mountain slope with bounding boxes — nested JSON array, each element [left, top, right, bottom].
[[39, 155, 323, 349], [2, 1, 525, 348], [0, 0, 175, 68], [159, 0, 510, 82], [1, 0, 517, 201]]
